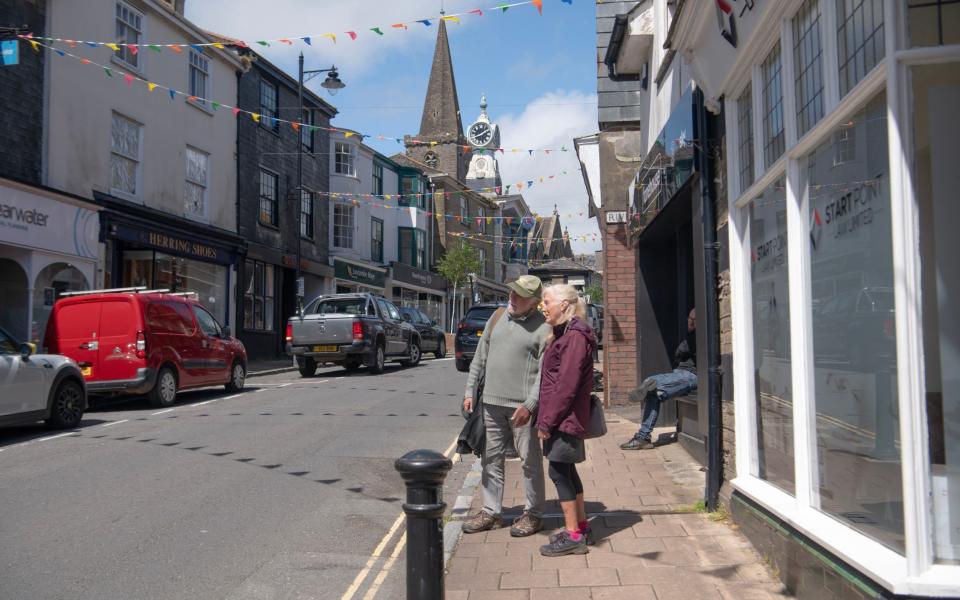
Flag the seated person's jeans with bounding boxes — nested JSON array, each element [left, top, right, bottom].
[[637, 369, 698, 441]]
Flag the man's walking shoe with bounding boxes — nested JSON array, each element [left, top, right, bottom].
[[462, 511, 500, 534], [620, 436, 655, 450], [627, 377, 658, 403], [509, 512, 542, 537], [540, 531, 589, 557]]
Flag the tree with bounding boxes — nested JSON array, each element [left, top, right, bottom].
[[583, 282, 604, 303], [437, 241, 483, 332]]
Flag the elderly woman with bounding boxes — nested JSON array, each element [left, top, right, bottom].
[[536, 284, 598, 557]]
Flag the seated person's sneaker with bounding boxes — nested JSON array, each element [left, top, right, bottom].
[[462, 511, 500, 533], [620, 436, 655, 450], [510, 512, 542, 537], [540, 530, 589, 557]]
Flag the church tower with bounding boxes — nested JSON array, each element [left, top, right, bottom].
[[404, 20, 470, 181]]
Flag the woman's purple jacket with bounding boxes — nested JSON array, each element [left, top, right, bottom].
[[536, 317, 597, 438]]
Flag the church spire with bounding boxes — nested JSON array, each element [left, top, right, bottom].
[[417, 19, 464, 140]]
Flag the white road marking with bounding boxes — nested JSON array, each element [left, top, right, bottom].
[[36, 431, 79, 443], [151, 409, 174, 416], [222, 394, 242, 400], [101, 419, 129, 427], [189, 398, 219, 406], [335, 377, 345, 380], [341, 434, 459, 600], [279, 383, 292, 388], [430, 357, 455, 362]]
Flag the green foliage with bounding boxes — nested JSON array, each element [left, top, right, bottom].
[[583, 283, 603, 303], [436, 241, 483, 290]]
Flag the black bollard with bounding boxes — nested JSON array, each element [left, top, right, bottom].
[[395, 449, 452, 600]]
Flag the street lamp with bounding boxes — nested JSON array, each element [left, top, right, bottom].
[[296, 52, 345, 312]]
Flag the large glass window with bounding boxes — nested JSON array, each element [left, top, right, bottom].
[[908, 0, 960, 47], [792, 0, 824, 138], [373, 163, 384, 196], [334, 202, 354, 249], [912, 62, 960, 565], [805, 92, 902, 553], [110, 112, 141, 197], [335, 143, 355, 176], [259, 80, 279, 133], [259, 168, 278, 226], [188, 50, 209, 105], [243, 260, 275, 332], [837, 0, 885, 97], [114, 2, 141, 69], [152, 254, 227, 325], [750, 179, 794, 495], [301, 109, 315, 151], [761, 43, 786, 168], [184, 147, 208, 218], [399, 228, 425, 269], [737, 85, 755, 191]]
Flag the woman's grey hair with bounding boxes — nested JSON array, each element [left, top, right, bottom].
[[544, 284, 587, 325]]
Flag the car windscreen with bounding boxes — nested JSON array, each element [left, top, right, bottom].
[[309, 298, 368, 316], [465, 307, 498, 322]]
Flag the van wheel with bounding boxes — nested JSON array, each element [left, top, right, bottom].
[[297, 357, 317, 378], [46, 379, 84, 429], [368, 344, 386, 375], [225, 361, 246, 392], [434, 337, 447, 359], [149, 368, 177, 408], [401, 341, 421, 367]]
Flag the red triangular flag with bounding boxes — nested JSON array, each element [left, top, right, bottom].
[[346, 31, 357, 40], [532, 0, 543, 14]]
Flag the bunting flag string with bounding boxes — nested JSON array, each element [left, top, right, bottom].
[[18, 0, 573, 51], [26, 38, 582, 156]]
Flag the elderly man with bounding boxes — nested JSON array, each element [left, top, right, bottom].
[[462, 275, 552, 537]]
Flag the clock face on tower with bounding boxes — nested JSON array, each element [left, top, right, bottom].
[[469, 121, 493, 147]]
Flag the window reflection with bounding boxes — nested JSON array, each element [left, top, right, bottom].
[[806, 92, 903, 553]]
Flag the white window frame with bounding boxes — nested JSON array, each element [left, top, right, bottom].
[[113, 1, 143, 72], [333, 201, 355, 249], [335, 142, 356, 177], [723, 1, 960, 595], [188, 49, 210, 108], [184, 146, 208, 220], [109, 111, 143, 201], [300, 189, 314, 239]]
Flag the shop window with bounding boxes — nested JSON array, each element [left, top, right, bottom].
[[911, 62, 960, 564], [110, 112, 142, 198], [184, 147, 208, 219], [749, 179, 795, 495], [188, 50, 209, 106], [259, 168, 278, 226], [761, 42, 785, 169], [837, 0, 885, 97], [300, 190, 314, 239], [334, 202, 354, 249], [335, 142, 355, 176], [737, 85, 755, 191], [155, 254, 227, 325], [114, 2, 141, 69], [371, 218, 384, 263], [243, 260, 275, 332], [908, 0, 960, 47], [792, 0, 824, 138], [399, 228, 425, 269], [32, 263, 88, 345], [805, 92, 903, 553], [259, 80, 279, 133], [373, 163, 384, 196]]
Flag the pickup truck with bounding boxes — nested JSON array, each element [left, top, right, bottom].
[[285, 293, 422, 377]]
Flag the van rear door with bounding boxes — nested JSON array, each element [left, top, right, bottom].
[[55, 300, 102, 380], [97, 299, 141, 382]]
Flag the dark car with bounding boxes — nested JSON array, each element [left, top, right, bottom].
[[398, 307, 447, 359], [454, 302, 507, 372]]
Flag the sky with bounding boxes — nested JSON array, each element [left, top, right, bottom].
[[184, 0, 601, 253]]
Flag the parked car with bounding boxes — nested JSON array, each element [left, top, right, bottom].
[[454, 302, 507, 372], [398, 307, 447, 359], [0, 327, 87, 429], [812, 286, 896, 369], [44, 288, 247, 408], [286, 293, 421, 377], [587, 303, 604, 347]]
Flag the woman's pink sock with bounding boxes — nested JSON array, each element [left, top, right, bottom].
[[567, 529, 582, 541], [577, 520, 589, 532]]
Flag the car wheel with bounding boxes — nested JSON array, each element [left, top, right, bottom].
[[46, 379, 84, 429], [402, 341, 421, 367], [455, 358, 470, 373], [297, 356, 317, 378], [368, 344, 386, 375], [225, 361, 246, 392], [434, 337, 447, 359], [148, 367, 178, 408]]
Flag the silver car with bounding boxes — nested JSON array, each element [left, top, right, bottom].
[[0, 327, 87, 429]]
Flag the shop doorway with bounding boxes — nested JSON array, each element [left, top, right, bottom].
[[0, 258, 28, 340], [33, 263, 88, 345]]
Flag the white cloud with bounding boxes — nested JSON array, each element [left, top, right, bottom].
[[493, 90, 600, 253], [185, 0, 484, 77]]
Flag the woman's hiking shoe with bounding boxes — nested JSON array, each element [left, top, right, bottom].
[[462, 511, 500, 534], [540, 531, 589, 557]]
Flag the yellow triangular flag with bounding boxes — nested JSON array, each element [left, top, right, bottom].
[[106, 43, 120, 51], [321, 33, 336, 44], [442, 16, 461, 23], [252, 113, 261, 123], [212, 43, 225, 49], [147, 82, 157, 92], [344, 131, 355, 138]]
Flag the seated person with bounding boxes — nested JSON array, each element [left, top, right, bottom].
[[620, 309, 697, 450]]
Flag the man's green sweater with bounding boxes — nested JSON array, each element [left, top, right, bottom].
[[464, 308, 551, 412]]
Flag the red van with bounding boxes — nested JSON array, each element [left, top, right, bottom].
[[44, 288, 247, 408]]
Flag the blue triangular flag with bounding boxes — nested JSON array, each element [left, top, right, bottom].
[[417, 19, 431, 26], [55, 49, 65, 56], [190, 44, 204, 53], [302, 36, 312, 45], [527, 180, 534, 188], [169, 89, 176, 101]]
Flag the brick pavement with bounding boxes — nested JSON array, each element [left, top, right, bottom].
[[445, 415, 792, 599]]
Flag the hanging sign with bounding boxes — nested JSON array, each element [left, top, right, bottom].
[[605, 211, 627, 224], [1, 40, 19, 66]]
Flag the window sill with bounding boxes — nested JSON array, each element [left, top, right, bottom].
[[333, 173, 359, 181], [259, 121, 282, 137], [300, 235, 315, 243], [184, 212, 210, 224], [109, 188, 141, 203], [110, 54, 144, 78], [186, 98, 215, 116], [258, 220, 280, 231]]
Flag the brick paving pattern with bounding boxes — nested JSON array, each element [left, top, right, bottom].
[[445, 416, 792, 599]]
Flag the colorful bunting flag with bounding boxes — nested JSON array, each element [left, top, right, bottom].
[[124, 73, 134, 85], [532, 0, 543, 14], [169, 89, 176, 100], [417, 19, 432, 26], [103, 66, 113, 77], [147, 82, 157, 92], [346, 31, 358, 40], [321, 33, 337, 43], [302, 36, 312, 45], [105, 43, 119, 51], [370, 27, 383, 35]]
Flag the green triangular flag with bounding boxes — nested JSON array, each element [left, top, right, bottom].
[[256, 40, 270, 46], [211, 101, 220, 111], [370, 27, 384, 35], [148, 44, 162, 52], [497, 4, 509, 11], [103, 66, 113, 77]]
